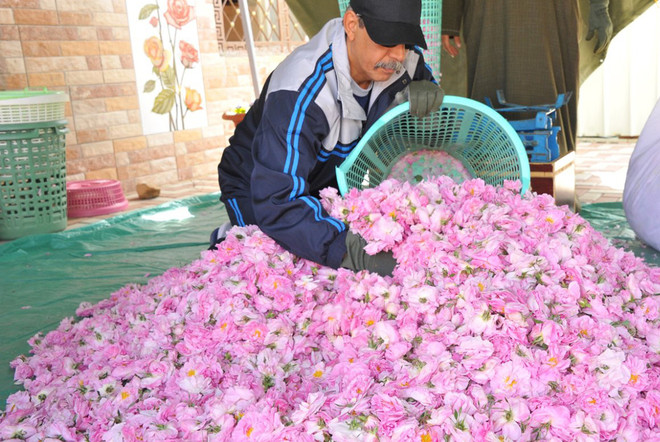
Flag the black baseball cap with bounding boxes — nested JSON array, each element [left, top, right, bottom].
[[349, 0, 427, 50]]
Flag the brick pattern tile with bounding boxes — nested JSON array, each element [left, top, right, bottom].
[[1, 0, 287, 195], [575, 138, 636, 205]]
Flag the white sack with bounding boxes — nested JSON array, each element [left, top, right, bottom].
[[623, 98, 660, 252]]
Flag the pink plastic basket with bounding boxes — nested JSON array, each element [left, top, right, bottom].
[[66, 180, 128, 218]]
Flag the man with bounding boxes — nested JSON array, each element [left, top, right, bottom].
[[214, 0, 444, 276], [441, 0, 613, 156]]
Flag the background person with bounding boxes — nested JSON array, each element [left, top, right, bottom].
[[441, 0, 613, 156]]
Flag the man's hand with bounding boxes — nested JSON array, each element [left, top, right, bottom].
[[586, 0, 613, 55], [408, 80, 445, 118], [341, 231, 396, 277], [441, 34, 462, 58]]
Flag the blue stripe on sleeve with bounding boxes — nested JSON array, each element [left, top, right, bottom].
[[317, 140, 358, 162], [289, 56, 334, 199], [300, 196, 345, 232], [283, 50, 333, 177], [283, 49, 334, 200], [228, 198, 245, 227]]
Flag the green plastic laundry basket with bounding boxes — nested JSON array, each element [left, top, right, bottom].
[[336, 97, 531, 195], [0, 120, 69, 240], [0, 88, 68, 125], [337, 0, 442, 78]]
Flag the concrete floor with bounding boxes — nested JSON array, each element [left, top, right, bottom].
[[574, 137, 636, 204]]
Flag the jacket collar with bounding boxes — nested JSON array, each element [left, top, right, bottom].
[[330, 18, 420, 121]]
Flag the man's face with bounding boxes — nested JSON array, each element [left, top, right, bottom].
[[344, 11, 407, 89]]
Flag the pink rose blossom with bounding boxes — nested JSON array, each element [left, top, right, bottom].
[[179, 40, 198, 68], [4, 177, 660, 439], [164, 0, 194, 29]]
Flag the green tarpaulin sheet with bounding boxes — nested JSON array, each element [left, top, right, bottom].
[[0, 194, 226, 405], [579, 202, 660, 265], [0, 197, 658, 405]]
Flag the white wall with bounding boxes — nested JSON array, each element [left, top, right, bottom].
[[578, 4, 660, 137]]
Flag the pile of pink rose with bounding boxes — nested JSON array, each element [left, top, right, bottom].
[[388, 149, 473, 184], [2, 176, 660, 441]]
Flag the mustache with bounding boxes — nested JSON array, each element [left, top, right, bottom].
[[374, 60, 404, 72]]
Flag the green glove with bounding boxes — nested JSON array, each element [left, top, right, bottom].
[[586, 0, 613, 55], [341, 231, 396, 277], [408, 80, 444, 118]]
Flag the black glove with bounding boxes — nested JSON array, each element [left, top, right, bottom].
[[341, 231, 396, 277], [586, 0, 613, 55], [408, 80, 444, 118]]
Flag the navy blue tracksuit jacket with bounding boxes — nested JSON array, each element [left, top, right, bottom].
[[217, 18, 435, 269]]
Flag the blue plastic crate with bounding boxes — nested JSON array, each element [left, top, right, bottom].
[[518, 128, 561, 162], [487, 91, 571, 163]]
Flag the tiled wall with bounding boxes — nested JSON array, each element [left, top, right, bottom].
[[0, 0, 287, 193]]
